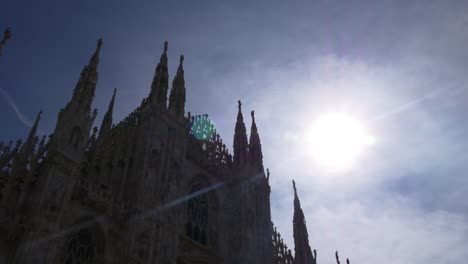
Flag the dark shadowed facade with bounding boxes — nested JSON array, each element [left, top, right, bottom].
[[0, 40, 336, 264]]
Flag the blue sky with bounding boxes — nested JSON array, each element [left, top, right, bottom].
[[2, 0, 468, 262]]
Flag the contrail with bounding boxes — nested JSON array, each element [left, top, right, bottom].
[[0, 87, 32, 127], [371, 86, 463, 122]]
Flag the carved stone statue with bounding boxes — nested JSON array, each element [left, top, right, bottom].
[[0, 27, 12, 56]]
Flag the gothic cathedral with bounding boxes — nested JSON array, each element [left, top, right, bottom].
[[0, 39, 327, 264]]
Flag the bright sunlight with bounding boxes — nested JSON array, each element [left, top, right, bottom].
[[306, 112, 375, 172]]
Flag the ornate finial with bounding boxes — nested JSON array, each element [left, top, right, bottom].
[[346, 258, 350, 264], [3, 28, 12, 42], [251, 110, 255, 119], [238, 100, 242, 112], [97, 38, 103, 49], [0, 27, 12, 56], [164, 41, 168, 54], [180, 54, 184, 65], [292, 179, 296, 193]]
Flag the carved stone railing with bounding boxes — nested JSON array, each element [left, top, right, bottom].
[[72, 175, 137, 218], [186, 114, 232, 177], [72, 177, 113, 211]]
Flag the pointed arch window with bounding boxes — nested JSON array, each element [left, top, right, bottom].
[[185, 184, 208, 245]]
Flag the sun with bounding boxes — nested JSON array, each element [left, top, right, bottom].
[[306, 112, 375, 172]]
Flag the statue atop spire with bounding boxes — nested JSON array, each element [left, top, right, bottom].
[[0, 27, 12, 57], [97, 38, 103, 49], [164, 41, 168, 54]]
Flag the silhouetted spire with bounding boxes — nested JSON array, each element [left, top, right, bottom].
[[89, 38, 102, 71], [69, 38, 102, 114], [249, 110, 263, 172], [150, 41, 170, 109], [20, 111, 41, 158], [168, 54, 186, 118], [293, 180, 316, 264], [335, 251, 340, 264], [99, 88, 116, 136], [233, 100, 248, 168]]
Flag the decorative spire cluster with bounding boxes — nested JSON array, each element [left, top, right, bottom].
[[273, 225, 295, 264], [0, 110, 48, 207], [335, 250, 350, 264]]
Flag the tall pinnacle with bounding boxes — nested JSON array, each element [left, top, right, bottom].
[[233, 100, 248, 168], [168, 54, 186, 118], [68, 38, 102, 114], [150, 41, 170, 109], [20, 111, 42, 158], [293, 180, 316, 264], [99, 88, 116, 136], [249, 110, 263, 172]]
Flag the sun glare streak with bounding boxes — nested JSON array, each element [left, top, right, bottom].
[[25, 171, 274, 249], [306, 112, 375, 172]]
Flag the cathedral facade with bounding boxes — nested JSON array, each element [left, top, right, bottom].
[[0, 39, 314, 264]]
